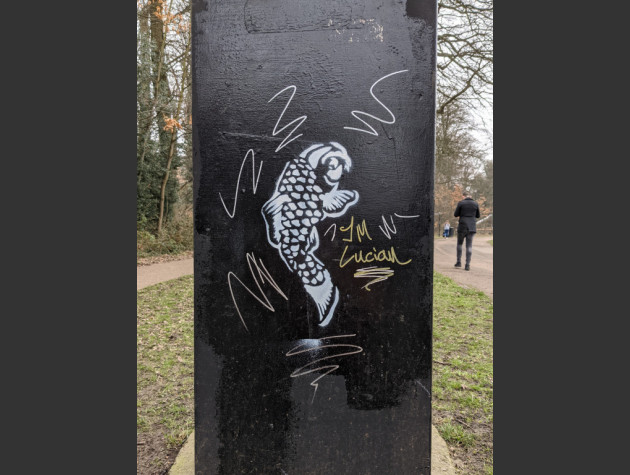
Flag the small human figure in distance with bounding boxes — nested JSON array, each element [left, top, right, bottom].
[[443, 221, 450, 239], [454, 190, 480, 271]]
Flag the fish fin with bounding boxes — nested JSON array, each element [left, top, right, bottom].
[[322, 189, 359, 217], [262, 194, 291, 246], [307, 226, 320, 253]]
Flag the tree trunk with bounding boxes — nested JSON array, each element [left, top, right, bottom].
[[157, 135, 178, 234], [137, 3, 152, 165], [157, 30, 191, 235]]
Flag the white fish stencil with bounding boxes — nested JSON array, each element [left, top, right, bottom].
[[262, 142, 359, 326]]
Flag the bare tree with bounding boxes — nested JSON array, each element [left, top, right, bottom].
[[434, 98, 492, 227], [437, 0, 493, 114], [435, 100, 486, 188]]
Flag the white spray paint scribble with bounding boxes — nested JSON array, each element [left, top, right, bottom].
[[219, 149, 262, 219], [286, 335, 363, 403], [323, 223, 337, 241], [377, 213, 421, 239], [268, 85, 308, 152], [227, 253, 288, 332], [378, 215, 398, 239], [344, 70, 408, 136]]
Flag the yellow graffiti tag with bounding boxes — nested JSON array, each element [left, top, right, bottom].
[[339, 245, 412, 268], [339, 216, 372, 243]]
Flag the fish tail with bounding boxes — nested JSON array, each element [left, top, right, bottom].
[[300, 256, 339, 326]]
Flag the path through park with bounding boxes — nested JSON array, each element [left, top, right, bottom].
[[137, 258, 194, 290], [433, 233, 493, 299]]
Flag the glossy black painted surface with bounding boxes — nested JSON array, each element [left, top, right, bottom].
[[193, 1, 436, 473]]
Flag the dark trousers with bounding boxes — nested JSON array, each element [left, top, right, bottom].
[[456, 231, 475, 265]]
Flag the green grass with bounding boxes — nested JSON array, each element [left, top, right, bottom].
[[487, 239, 493, 246], [136, 272, 493, 474], [137, 276, 194, 459], [439, 421, 476, 447], [433, 271, 493, 473]]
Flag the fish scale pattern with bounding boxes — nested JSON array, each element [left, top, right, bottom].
[[276, 158, 327, 286]]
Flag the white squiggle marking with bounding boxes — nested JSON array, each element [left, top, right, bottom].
[[227, 253, 288, 332], [268, 86, 308, 152], [343, 70, 408, 136], [286, 335, 363, 403], [323, 223, 337, 241], [394, 213, 420, 219], [378, 215, 397, 239], [416, 380, 431, 398], [379, 213, 420, 239], [219, 149, 262, 219]]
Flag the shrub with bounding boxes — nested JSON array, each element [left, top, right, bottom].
[[137, 204, 193, 258]]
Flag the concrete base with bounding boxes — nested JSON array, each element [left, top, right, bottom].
[[169, 426, 456, 474], [168, 432, 194, 475], [431, 425, 458, 474]]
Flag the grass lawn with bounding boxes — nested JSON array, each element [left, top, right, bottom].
[[137, 272, 493, 474], [433, 272, 493, 474], [137, 276, 194, 474]]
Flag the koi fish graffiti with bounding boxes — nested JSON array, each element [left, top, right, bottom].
[[262, 142, 359, 327]]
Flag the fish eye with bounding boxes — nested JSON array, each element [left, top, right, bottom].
[[325, 157, 340, 170]]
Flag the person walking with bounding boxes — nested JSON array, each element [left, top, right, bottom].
[[443, 221, 451, 238], [454, 190, 480, 271]]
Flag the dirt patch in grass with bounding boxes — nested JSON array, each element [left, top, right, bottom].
[[433, 271, 494, 474], [137, 276, 194, 474]]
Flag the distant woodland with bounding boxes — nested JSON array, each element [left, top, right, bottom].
[[136, 0, 493, 255]]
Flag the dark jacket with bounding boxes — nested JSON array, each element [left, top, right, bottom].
[[454, 197, 480, 233]]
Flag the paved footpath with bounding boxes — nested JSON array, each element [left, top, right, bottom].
[[137, 258, 193, 290], [138, 237, 493, 474], [433, 234, 493, 299]]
